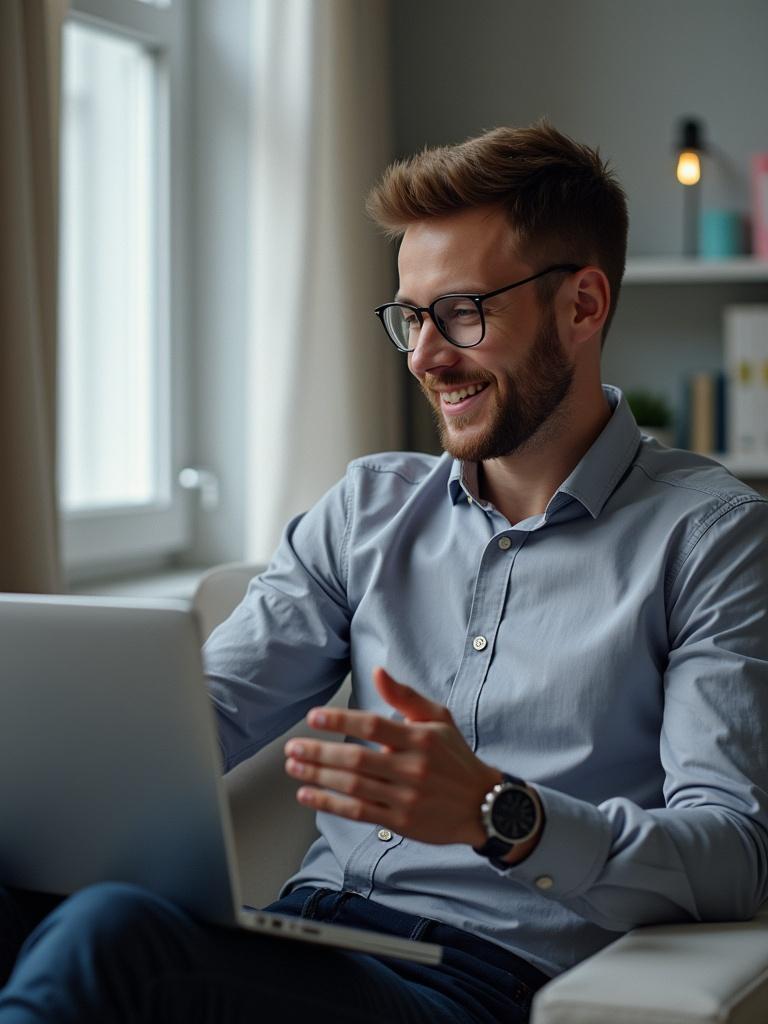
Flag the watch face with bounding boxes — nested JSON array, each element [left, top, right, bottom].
[[491, 787, 537, 842]]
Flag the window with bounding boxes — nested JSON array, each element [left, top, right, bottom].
[[58, 0, 189, 579]]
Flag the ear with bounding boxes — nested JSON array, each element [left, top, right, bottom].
[[560, 267, 611, 348]]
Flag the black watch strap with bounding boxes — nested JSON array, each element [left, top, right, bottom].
[[475, 835, 517, 863]]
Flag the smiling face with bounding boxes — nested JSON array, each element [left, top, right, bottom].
[[398, 205, 575, 462]]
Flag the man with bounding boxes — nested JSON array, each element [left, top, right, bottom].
[[1, 121, 767, 1023]]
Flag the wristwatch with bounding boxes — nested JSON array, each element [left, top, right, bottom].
[[473, 773, 543, 869]]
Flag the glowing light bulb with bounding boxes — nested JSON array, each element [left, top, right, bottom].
[[676, 151, 701, 186]]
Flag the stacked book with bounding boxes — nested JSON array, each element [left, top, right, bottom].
[[724, 305, 768, 458], [679, 305, 768, 461]]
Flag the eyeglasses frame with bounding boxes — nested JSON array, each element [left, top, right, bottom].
[[374, 263, 581, 352]]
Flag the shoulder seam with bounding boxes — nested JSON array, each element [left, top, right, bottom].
[[348, 459, 433, 487], [666, 493, 766, 597], [633, 460, 767, 504]]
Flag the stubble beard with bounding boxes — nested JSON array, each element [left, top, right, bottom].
[[421, 311, 575, 463]]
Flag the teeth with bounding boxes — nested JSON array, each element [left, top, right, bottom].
[[443, 382, 487, 405]]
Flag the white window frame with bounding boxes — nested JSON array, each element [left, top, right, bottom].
[[59, 0, 190, 582]]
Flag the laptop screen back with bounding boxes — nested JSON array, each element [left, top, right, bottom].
[[0, 594, 240, 925]]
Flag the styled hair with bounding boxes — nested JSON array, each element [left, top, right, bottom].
[[366, 120, 628, 343]]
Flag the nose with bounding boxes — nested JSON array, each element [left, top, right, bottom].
[[407, 313, 460, 377]]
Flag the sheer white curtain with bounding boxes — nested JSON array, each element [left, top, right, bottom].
[[246, 0, 402, 563]]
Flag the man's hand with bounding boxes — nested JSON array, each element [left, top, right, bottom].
[[284, 667, 503, 847]]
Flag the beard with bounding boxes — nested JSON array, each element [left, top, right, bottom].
[[420, 309, 574, 462]]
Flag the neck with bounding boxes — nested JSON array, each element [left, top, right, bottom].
[[478, 384, 612, 525]]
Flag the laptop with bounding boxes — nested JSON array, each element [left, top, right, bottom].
[[0, 593, 441, 965]]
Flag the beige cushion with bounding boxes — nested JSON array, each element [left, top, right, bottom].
[[193, 562, 263, 639], [532, 906, 768, 1024]]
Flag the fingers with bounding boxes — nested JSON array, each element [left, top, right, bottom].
[[306, 705, 412, 750], [285, 669, 467, 840], [286, 737, 396, 780], [303, 669, 452, 745], [294, 785, 397, 828], [373, 667, 453, 724], [285, 741, 420, 833], [286, 757, 404, 808], [285, 738, 428, 784]]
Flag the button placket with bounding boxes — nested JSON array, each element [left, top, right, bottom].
[[470, 535, 513, 656], [449, 528, 523, 745]]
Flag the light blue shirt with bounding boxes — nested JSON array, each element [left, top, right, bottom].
[[204, 386, 768, 978]]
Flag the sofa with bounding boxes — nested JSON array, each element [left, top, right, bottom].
[[195, 563, 768, 1023]]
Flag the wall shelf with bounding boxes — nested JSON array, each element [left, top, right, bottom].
[[617, 262, 768, 484], [624, 257, 768, 284]]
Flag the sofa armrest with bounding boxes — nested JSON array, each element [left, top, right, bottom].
[[531, 906, 768, 1024]]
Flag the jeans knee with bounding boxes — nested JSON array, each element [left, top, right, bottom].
[[50, 881, 174, 946], [5, 884, 199, 1024]]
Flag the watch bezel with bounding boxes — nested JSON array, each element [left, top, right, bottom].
[[480, 777, 542, 846]]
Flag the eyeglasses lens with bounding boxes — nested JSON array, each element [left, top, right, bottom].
[[384, 299, 483, 350], [383, 306, 418, 350], [432, 297, 482, 347]]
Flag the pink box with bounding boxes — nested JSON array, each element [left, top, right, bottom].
[[752, 154, 768, 258]]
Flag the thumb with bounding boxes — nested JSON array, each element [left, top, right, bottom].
[[373, 666, 451, 723]]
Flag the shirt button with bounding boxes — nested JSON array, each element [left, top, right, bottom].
[[377, 829, 393, 842], [472, 635, 488, 651], [535, 875, 554, 891], [498, 536, 512, 550]]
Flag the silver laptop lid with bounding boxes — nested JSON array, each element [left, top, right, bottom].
[[0, 593, 241, 925]]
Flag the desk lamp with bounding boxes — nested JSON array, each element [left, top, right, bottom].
[[675, 118, 706, 257]]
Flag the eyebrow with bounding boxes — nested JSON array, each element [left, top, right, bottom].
[[393, 285, 488, 304]]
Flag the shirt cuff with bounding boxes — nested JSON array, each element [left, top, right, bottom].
[[498, 784, 613, 899]]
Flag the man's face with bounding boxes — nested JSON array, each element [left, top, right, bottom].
[[398, 206, 574, 462]]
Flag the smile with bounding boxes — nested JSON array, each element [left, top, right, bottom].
[[440, 382, 489, 406]]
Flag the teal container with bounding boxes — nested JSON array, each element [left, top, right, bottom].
[[699, 209, 745, 259]]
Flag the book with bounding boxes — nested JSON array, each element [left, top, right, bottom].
[[723, 305, 768, 458], [683, 371, 727, 455], [689, 371, 716, 453]]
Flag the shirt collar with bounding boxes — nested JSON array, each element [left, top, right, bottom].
[[447, 385, 642, 519], [448, 459, 476, 505]]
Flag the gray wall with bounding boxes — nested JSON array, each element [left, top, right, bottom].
[[185, 0, 768, 568], [390, 0, 768, 450]]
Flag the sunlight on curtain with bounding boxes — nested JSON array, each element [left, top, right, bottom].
[[246, 0, 400, 563]]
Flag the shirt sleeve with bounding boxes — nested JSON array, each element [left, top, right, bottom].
[[203, 474, 352, 773], [506, 496, 768, 932]]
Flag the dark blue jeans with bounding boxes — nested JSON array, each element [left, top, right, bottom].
[[0, 883, 548, 1023]]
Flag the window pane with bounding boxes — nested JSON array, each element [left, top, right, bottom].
[[59, 21, 159, 511]]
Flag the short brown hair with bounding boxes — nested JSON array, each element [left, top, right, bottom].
[[366, 120, 628, 343]]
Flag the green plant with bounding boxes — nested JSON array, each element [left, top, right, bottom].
[[624, 389, 672, 428]]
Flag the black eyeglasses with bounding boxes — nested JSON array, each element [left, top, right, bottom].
[[374, 264, 580, 352]]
